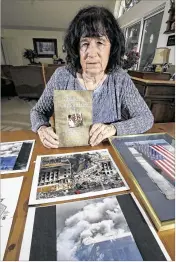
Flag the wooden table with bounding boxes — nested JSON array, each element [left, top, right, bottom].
[[1, 123, 175, 261]]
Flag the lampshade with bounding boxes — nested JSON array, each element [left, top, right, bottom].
[[152, 48, 170, 65]]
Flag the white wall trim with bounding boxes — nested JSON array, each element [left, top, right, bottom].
[[143, 3, 166, 20], [121, 18, 141, 29], [137, 18, 144, 53], [119, 1, 166, 28], [121, 7, 165, 31], [137, 19, 147, 69]]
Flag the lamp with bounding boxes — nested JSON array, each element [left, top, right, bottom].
[[152, 47, 170, 73]]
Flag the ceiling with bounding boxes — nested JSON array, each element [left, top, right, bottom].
[[1, 0, 119, 31]]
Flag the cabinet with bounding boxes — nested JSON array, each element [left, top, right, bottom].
[[131, 77, 175, 123]]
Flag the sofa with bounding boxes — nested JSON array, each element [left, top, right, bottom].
[[10, 66, 45, 98]]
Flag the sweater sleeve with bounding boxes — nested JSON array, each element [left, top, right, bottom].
[[30, 68, 59, 132], [112, 74, 154, 135]]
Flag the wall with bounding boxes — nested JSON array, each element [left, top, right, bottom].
[[1, 29, 66, 66], [118, 0, 166, 28], [157, 0, 175, 65], [1, 42, 6, 64]]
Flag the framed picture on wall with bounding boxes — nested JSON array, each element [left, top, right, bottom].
[[33, 38, 58, 58], [167, 35, 175, 46]]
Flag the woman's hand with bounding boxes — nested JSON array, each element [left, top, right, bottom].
[[89, 123, 116, 146], [37, 126, 59, 148]]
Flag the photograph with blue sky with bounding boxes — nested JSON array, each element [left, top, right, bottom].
[[56, 196, 143, 261], [0, 140, 34, 174]]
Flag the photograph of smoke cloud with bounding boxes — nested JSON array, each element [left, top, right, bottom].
[[29, 149, 129, 205], [110, 133, 175, 224], [19, 194, 170, 261], [0, 140, 35, 174]]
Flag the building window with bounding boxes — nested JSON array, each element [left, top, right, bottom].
[[126, 22, 141, 52], [122, 8, 164, 71], [139, 11, 164, 70]]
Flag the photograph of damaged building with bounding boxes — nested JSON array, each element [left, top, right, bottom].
[[36, 150, 126, 200]]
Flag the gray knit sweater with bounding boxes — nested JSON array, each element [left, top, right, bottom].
[[30, 66, 154, 135]]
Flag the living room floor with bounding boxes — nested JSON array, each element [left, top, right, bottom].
[[1, 97, 37, 131]]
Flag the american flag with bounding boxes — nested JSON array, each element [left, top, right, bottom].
[[133, 143, 175, 181]]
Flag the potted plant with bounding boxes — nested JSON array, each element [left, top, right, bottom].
[[52, 55, 65, 65], [122, 50, 140, 70], [23, 49, 38, 64], [53, 55, 58, 64]]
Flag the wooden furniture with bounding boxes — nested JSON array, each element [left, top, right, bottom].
[[1, 65, 17, 97], [131, 77, 175, 123], [1, 123, 175, 261], [10, 66, 45, 99], [128, 70, 171, 80], [42, 64, 64, 84]]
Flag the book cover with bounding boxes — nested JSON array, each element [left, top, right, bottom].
[[54, 90, 92, 147]]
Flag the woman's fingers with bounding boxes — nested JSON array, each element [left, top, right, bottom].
[[43, 138, 59, 149], [38, 126, 59, 148], [38, 123, 116, 148], [90, 124, 116, 146], [47, 127, 59, 140], [89, 123, 101, 136], [45, 128, 59, 147], [89, 123, 105, 145]]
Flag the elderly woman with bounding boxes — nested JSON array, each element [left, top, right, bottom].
[[31, 6, 154, 148]]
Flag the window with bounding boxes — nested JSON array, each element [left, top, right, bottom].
[[139, 11, 164, 70], [126, 22, 141, 52], [122, 8, 164, 71]]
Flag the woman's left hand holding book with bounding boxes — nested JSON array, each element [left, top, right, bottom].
[[37, 126, 59, 148]]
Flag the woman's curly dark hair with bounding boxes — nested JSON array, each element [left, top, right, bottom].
[[64, 6, 125, 73]]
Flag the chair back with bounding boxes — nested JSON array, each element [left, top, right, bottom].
[[10, 66, 45, 98]]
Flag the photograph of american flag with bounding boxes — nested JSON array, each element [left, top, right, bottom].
[[133, 143, 175, 181]]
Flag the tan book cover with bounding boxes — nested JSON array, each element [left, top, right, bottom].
[[54, 90, 93, 147]]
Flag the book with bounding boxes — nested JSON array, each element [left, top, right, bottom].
[[54, 90, 92, 147]]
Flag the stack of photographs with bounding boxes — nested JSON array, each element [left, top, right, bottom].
[[1, 139, 35, 260], [0, 140, 35, 174], [19, 148, 172, 261], [1, 177, 23, 260], [20, 193, 171, 261], [109, 133, 175, 231]]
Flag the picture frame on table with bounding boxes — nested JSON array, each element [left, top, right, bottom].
[[33, 38, 58, 58], [109, 133, 175, 231]]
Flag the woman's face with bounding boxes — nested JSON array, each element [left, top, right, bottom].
[[79, 36, 111, 76]]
